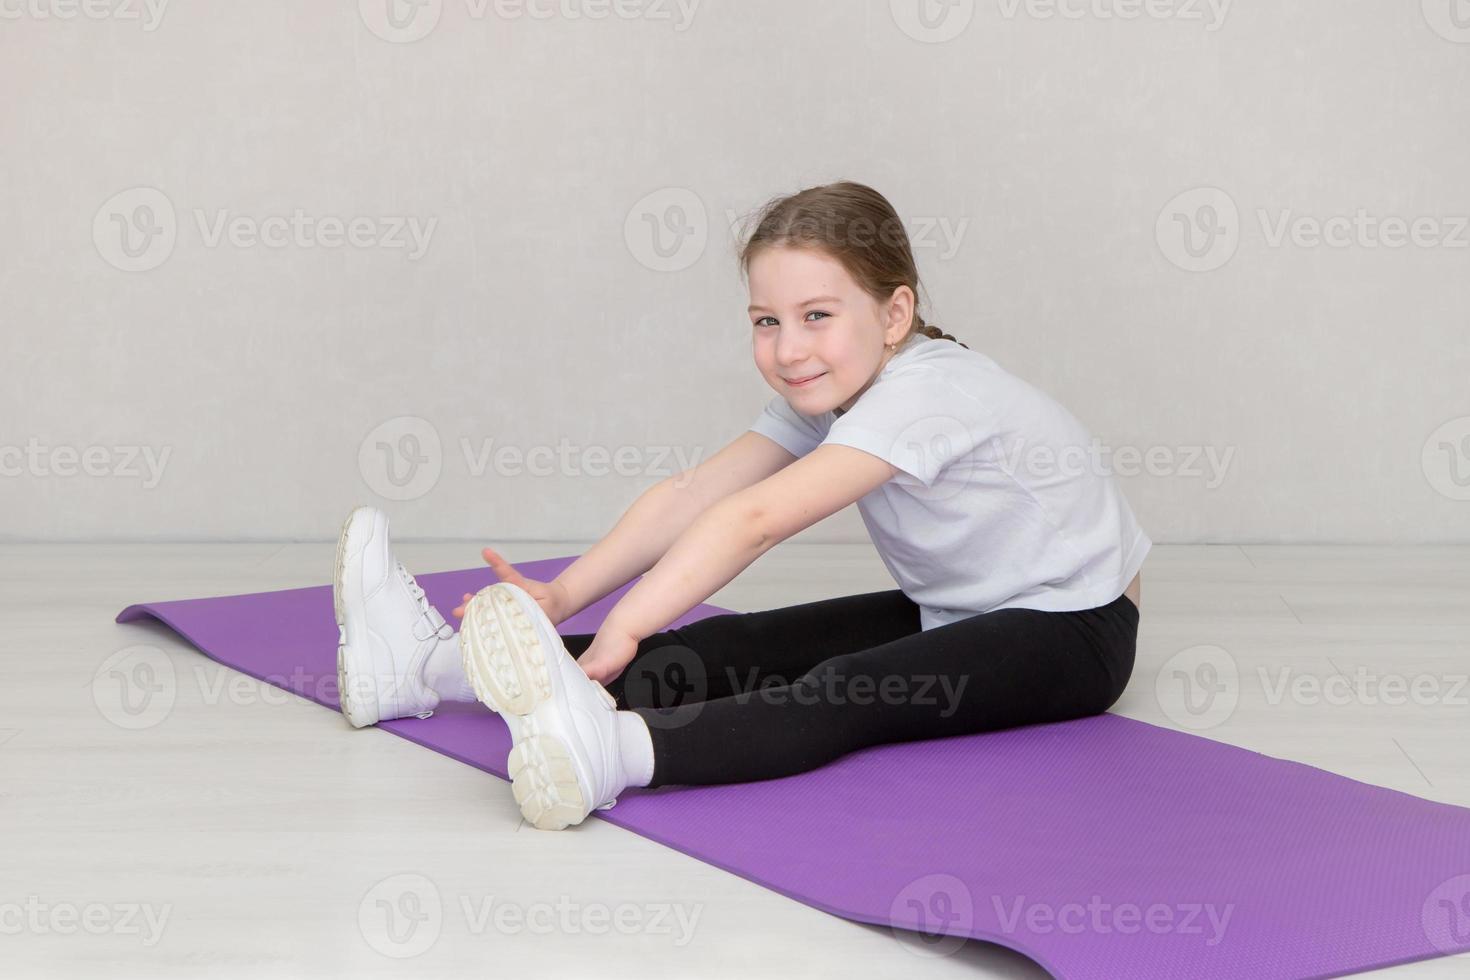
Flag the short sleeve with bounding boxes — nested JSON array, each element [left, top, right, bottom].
[[749, 394, 827, 459], [822, 366, 988, 487]]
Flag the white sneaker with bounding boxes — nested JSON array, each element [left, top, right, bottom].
[[459, 582, 627, 830], [332, 505, 448, 728]]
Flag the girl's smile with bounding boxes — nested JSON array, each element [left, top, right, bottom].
[[784, 372, 825, 386]]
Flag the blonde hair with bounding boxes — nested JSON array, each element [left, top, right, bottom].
[[737, 180, 967, 349]]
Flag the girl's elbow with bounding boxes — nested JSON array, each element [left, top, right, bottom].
[[733, 501, 784, 552]]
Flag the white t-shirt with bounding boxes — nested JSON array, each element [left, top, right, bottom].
[[749, 333, 1152, 630]]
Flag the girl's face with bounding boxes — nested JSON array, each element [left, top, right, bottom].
[[747, 245, 913, 415]]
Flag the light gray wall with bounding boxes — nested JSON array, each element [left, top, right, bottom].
[[2, 0, 1466, 543]]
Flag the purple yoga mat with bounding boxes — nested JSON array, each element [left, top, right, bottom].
[[116, 556, 1470, 979]]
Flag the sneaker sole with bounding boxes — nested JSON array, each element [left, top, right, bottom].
[[508, 734, 591, 831], [333, 505, 379, 729], [461, 584, 611, 830]]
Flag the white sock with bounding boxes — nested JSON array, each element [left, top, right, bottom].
[[616, 710, 655, 787], [421, 631, 478, 703]]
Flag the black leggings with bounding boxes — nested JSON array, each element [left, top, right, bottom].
[[560, 588, 1139, 788]]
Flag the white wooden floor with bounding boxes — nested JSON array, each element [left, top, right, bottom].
[[2, 542, 1467, 979]]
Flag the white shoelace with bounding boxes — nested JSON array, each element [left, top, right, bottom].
[[397, 561, 452, 642]]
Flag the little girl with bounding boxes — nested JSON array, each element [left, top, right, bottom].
[[333, 181, 1150, 831]]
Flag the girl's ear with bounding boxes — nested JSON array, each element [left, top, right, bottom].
[[886, 285, 916, 342]]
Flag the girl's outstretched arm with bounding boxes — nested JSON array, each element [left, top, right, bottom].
[[550, 431, 800, 622], [583, 443, 900, 671]]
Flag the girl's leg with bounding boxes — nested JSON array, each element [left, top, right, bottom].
[[559, 589, 923, 710], [632, 592, 1140, 787]]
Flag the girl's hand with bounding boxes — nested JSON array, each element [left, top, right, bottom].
[[450, 546, 572, 626], [575, 623, 641, 687]]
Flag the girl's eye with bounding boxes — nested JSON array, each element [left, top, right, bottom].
[[754, 311, 828, 327]]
